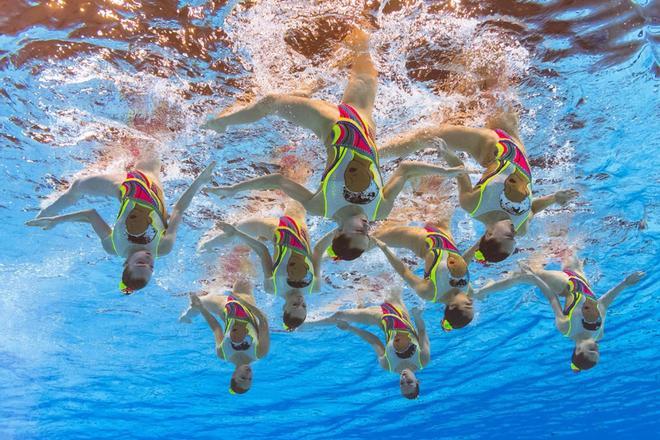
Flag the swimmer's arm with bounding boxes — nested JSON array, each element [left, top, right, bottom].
[[311, 231, 335, 292], [378, 125, 496, 159], [372, 238, 431, 297], [531, 189, 579, 215], [231, 228, 275, 282], [412, 308, 431, 366], [526, 272, 569, 330], [205, 174, 324, 216], [370, 226, 420, 253], [250, 307, 271, 358], [342, 325, 386, 358], [27, 209, 115, 255], [472, 274, 530, 300], [599, 271, 645, 310], [461, 242, 479, 264], [158, 161, 216, 255], [196, 301, 226, 355], [35, 174, 122, 218], [441, 147, 480, 212], [379, 161, 468, 218]]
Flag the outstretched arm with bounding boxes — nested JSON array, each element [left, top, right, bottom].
[[336, 321, 385, 358], [35, 174, 122, 218], [26, 209, 115, 255], [378, 125, 497, 161], [531, 189, 579, 215], [311, 230, 335, 292], [205, 173, 323, 216], [599, 271, 645, 310], [411, 308, 430, 366], [190, 294, 225, 357], [518, 263, 568, 331], [371, 238, 431, 299], [378, 161, 468, 218], [214, 222, 275, 289], [158, 161, 216, 255], [473, 271, 531, 300]]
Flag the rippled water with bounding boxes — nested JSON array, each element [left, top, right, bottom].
[[1, 1, 659, 438]]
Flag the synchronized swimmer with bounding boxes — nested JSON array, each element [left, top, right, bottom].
[[26, 28, 645, 398]]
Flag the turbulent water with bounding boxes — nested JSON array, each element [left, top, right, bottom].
[[1, 1, 658, 438]]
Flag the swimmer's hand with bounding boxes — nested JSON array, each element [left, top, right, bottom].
[[624, 271, 645, 286], [216, 221, 237, 236], [336, 320, 350, 330], [370, 236, 386, 249], [203, 186, 234, 198], [517, 260, 537, 276], [201, 117, 226, 134], [189, 293, 203, 309], [554, 189, 579, 206], [26, 217, 60, 230]]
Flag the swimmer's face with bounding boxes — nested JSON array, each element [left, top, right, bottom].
[[286, 253, 309, 282], [284, 291, 307, 322], [393, 332, 412, 352], [486, 220, 515, 255], [582, 300, 601, 323], [230, 321, 248, 344], [575, 339, 600, 364], [344, 158, 373, 193], [232, 364, 253, 391], [504, 171, 529, 203], [448, 292, 474, 319], [125, 250, 154, 283], [399, 369, 419, 398], [126, 205, 151, 236], [341, 215, 370, 250]]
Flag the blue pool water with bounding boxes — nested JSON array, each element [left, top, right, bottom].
[[1, 1, 659, 438]]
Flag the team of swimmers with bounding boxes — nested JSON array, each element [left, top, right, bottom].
[[27, 29, 645, 398]]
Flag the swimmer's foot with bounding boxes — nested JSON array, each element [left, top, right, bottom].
[[343, 28, 370, 53]]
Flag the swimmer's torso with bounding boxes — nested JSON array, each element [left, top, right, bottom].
[[321, 103, 384, 220], [380, 302, 423, 373], [272, 215, 315, 296], [110, 170, 167, 257], [220, 296, 259, 362], [470, 130, 532, 231], [562, 270, 605, 341], [423, 226, 464, 302]]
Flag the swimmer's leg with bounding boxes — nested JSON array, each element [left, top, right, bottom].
[[561, 250, 585, 275], [36, 174, 124, 218], [235, 218, 279, 241], [341, 29, 378, 125], [283, 200, 308, 226], [204, 94, 338, 142], [310, 307, 381, 327]]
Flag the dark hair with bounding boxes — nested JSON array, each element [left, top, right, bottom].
[[403, 382, 420, 400], [331, 233, 365, 261], [395, 343, 417, 359], [572, 349, 598, 371], [443, 304, 473, 329], [478, 235, 512, 263], [230, 378, 249, 394], [121, 266, 149, 292], [283, 311, 305, 331]]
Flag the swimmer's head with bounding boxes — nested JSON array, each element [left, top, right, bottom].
[[443, 293, 474, 331], [571, 340, 600, 372], [399, 369, 420, 399], [344, 156, 373, 193], [230, 364, 253, 394], [476, 220, 515, 263], [121, 250, 154, 294], [330, 215, 370, 261], [283, 290, 307, 331]]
